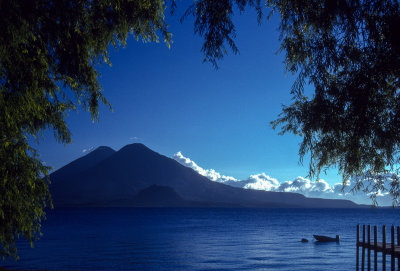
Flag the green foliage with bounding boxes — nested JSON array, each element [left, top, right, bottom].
[[182, 0, 264, 68], [0, 0, 171, 259], [0, 141, 51, 259], [270, 0, 400, 204]]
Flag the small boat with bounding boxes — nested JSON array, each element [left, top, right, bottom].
[[313, 235, 340, 242]]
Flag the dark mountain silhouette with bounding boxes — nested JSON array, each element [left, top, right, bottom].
[[131, 185, 187, 207], [51, 146, 115, 182], [50, 143, 360, 208]]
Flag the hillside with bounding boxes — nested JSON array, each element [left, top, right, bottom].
[[50, 143, 359, 208]]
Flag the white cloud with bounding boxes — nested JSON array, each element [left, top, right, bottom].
[[173, 152, 238, 183], [82, 147, 94, 153], [129, 137, 139, 140], [243, 174, 280, 191], [172, 152, 396, 205], [276, 177, 334, 197]]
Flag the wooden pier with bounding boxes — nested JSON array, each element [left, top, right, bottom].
[[356, 224, 400, 271]]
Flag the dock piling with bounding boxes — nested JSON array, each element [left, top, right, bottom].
[[357, 224, 400, 271], [374, 226, 378, 270], [362, 225, 366, 271], [397, 226, 400, 270], [391, 226, 395, 271], [357, 224, 360, 270], [367, 225, 371, 271], [383, 225, 386, 271]]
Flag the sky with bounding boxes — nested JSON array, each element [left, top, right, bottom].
[[30, 5, 392, 205]]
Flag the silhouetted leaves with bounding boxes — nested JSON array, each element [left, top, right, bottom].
[[182, 0, 264, 68], [271, 0, 400, 205]]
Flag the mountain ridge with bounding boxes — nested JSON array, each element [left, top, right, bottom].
[[50, 143, 360, 208]]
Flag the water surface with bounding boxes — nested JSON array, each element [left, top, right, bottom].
[[3, 208, 400, 270]]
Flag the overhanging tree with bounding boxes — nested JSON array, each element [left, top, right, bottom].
[[0, 0, 171, 259], [185, 0, 400, 205], [269, 0, 400, 205]]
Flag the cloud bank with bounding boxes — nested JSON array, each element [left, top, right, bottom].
[[173, 152, 394, 205]]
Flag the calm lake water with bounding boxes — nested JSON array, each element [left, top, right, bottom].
[[3, 208, 400, 270]]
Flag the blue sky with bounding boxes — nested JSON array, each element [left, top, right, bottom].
[[33, 6, 344, 188]]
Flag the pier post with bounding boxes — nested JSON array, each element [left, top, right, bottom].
[[357, 224, 360, 271], [374, 226, 377, 271], [368, 225, 371, 271], [355, 225, 400, 271], [397, 226, 400, 270], [391, 226, 395, 271], [362, 225, 365, 271], [383, 225, 386, 271]]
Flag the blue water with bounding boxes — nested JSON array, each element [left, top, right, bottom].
[[2, 208, 400, 270]]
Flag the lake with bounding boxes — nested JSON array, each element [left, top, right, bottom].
[[3, 208, 400, 270]]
